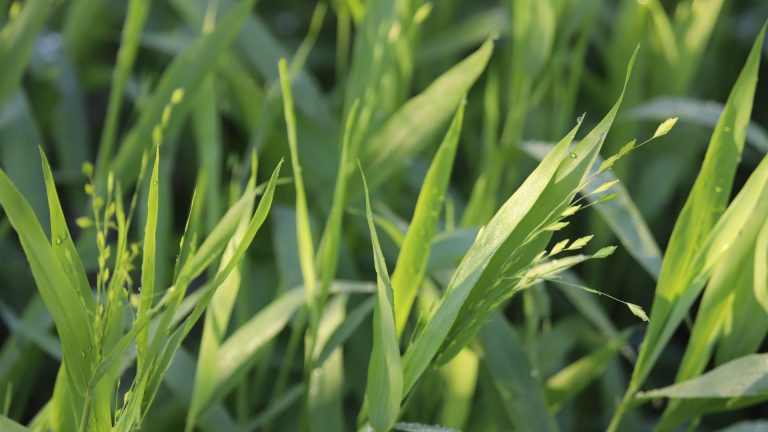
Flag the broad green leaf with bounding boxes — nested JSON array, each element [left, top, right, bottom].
[[392, 101, 464, 335], [620, 24, 767, 419], [0, 167, 93, 395], [361, 39, 492, 190], [361, 167, 403, 432]]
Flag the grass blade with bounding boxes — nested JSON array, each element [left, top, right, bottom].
[[360, 39, 492, 190], [611, 24, 767, 430], [361, 166, 403, 432], [392, 101, 465, 335]]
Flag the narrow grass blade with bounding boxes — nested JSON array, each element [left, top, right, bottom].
[[361, 167, 403, 432], [39, 150, 94, 310], [392, 101, 465, 335], [137, 146, 160, 369], [278, 58, 321, 357]]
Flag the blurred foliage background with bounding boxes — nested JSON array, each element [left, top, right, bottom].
[[1, 0, 768, 430]]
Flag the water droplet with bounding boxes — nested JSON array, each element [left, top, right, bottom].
[[724, 126, 732, 133], [530, 369, 539, 377], [715, 186, 722, 193], [569, 152, 577, 159], [576, 113, 586, 124], [81, 351, 86, 358], [153, 180, 158, 185], [55, 237, 62, 245]]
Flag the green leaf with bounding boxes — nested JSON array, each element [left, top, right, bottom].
[[361, 166, 403, 432], [0, 414, 30, 432], [0, 166, 93, 395], [639, 353, 768, 399], [392, 101, 465, 335], [279, 58, 318, 324], [479, 314, 556, 432], [624, 21, 766, 405], [109, 0, 256, 185], [39, 150, 94, 311], [361, 39, 493, 190], [137, 146, 160, 369]]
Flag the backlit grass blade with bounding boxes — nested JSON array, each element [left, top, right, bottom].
[[360, 39, 492, 190], [278, 57, 319, 342], [0, 168, 93, 395], [110, 0, 256, 185], [316, 101, 359, 334], [610, 23, 767, 430], [392, 101, 465, 335], [0, 0, 53, 109], [137, 146, 159, 369], [95, 0, 150, 171], [361, 166, 403, 432], [38, 150, 94, 310]]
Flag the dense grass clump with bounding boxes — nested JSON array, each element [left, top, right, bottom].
[[0, 1, 767, 431]]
